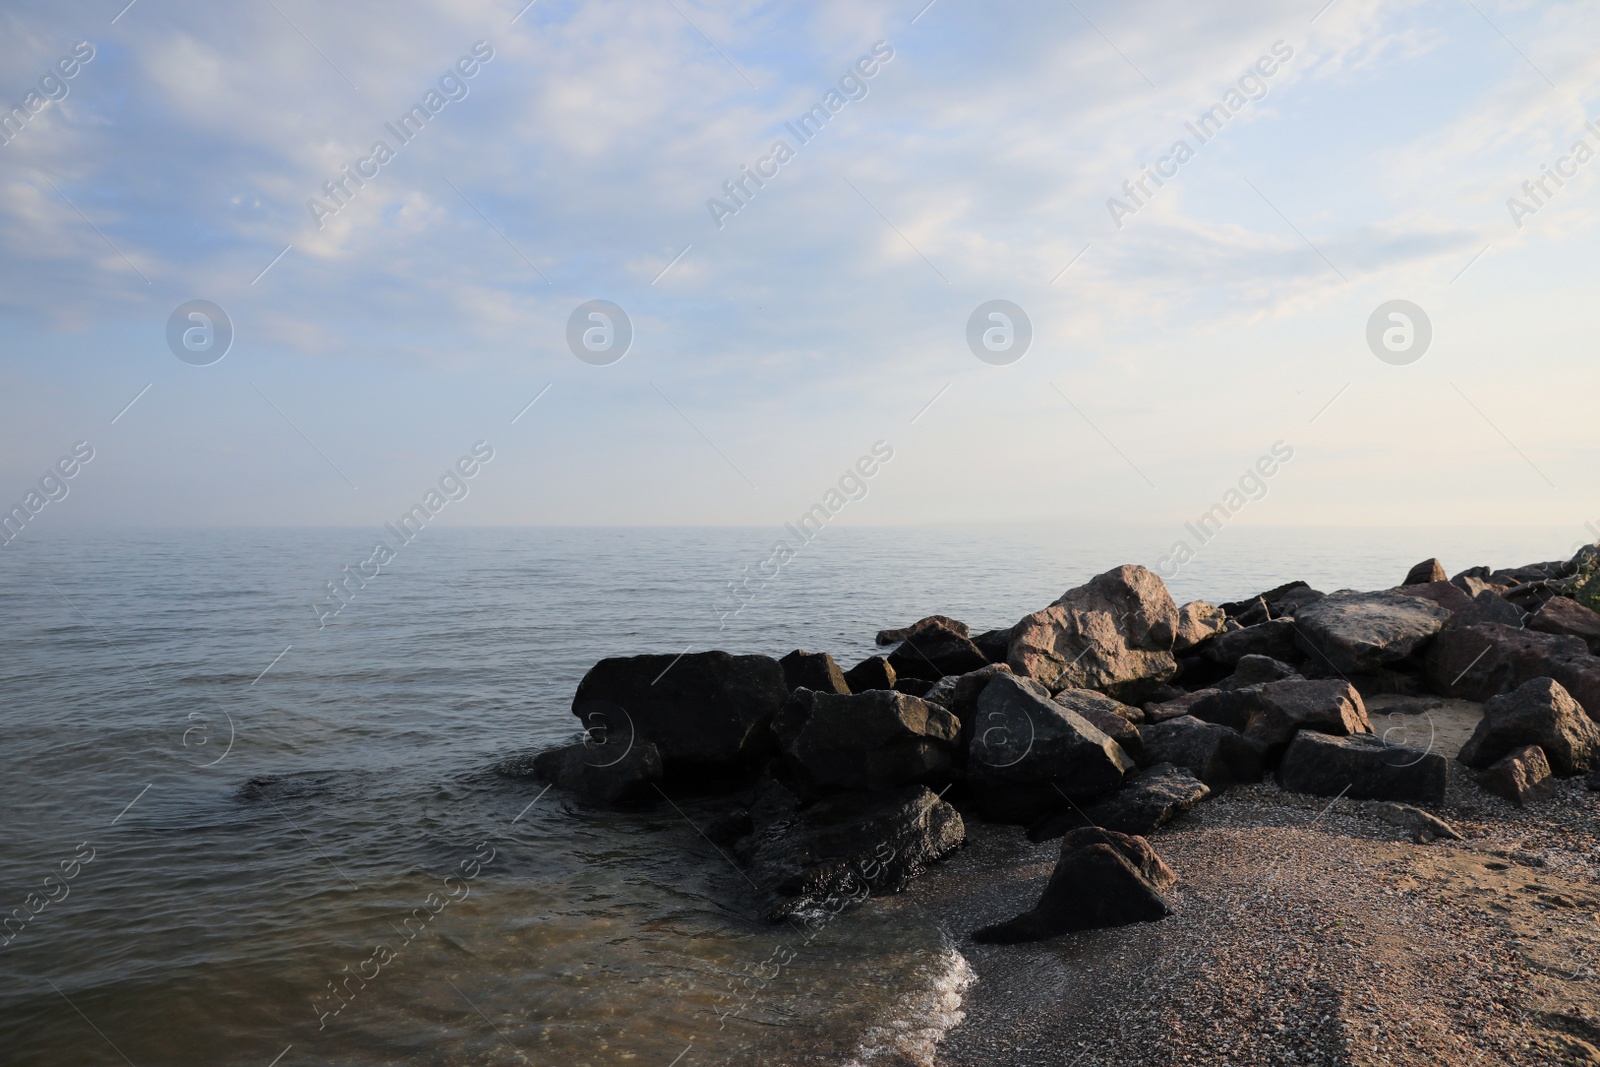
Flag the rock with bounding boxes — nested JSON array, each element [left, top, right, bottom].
[[1277, 730, 1446, 803], [1174, 601, 1227, 652], [1292, 591, 1452, 675], [1475, 744, 1554, 806], [1006, 564, 1179, 701], [1030, 762, 1210, 840], [1395, 580, 1476, 616], [1140, 715, 1266, 790], [1186, 687, 1264, 732], [1364, 802, 1463, 843], [772, 689, 960, 795], [1221, 581, 1325, 621], [1241, 678, 1372, 759], [527, 740, 663, 807], [1204, 619, 1300, 666], [971, 828, 1173, 943], [737, 785, 965, 920], [966, 674, 1135, 820], [1457, 677, 1600, 776], [971, 627, 1014, 664], [706, 808, 753, 846], [1053, 688, 1145, 763], [572, 652, 787, 774], [1460, 589, 1529, 627], [921, 663, 1013, 719], [1404, 559, 1448, 585], [1426, 623, 1600, 719], [892, 677, 936, 697], [1527, 596, 1600, 653], [1144, 688, 1219, 723], [887, 624, 990, 682], [877, 615, 968, 646], [843, 655, 896, 693], [1223, 654, 1300, 689], [778, 650, 850, 695]]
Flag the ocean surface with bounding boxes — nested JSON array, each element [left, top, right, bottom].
[[0, 524, 1583, 1067]]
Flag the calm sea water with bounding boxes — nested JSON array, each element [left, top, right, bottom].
[[0, 524, 1579, 1066]]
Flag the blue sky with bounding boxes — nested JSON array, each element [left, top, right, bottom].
[[1, 0, 1598, 531]]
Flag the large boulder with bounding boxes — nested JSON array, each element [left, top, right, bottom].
[[843, 655, 896, 693], [887, 623, 990, 682], [1425, 623, 1600, 717], [1204, 619, 1299, 666], [778, 650, 850, 695], [1244, 678, 1371, 758], [1475, 744, 1553, 806], [1403, 559, 1448, 585], [966, 674, 1134, 821], [1457, 677, 1600, 775], [571, 652, 787, 774], [1276, 730, 1446, 803], [1173, 601, 1227, 652], [1292, 591, 1452, 674], [736, 785, 964, 920], [1139, 715, 1265, 790], [772, 689, 960, 794], [877, 615, 968, 646], [1527, 597, 1600, 654], [1030, 762, 1210, 840], [523, 740, 663, 807], [971, 828, 1173, 944], [1006, 565, 1179, 701]]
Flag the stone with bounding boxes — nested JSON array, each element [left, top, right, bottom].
[[1276, 730, 1446, 803], [1426, 623, 1600, 718], [1144, 688, 1218, 723], [778, 650, 850, 695], [1139, 715, 1266, 790], [1221, 581, 1325, 620], [1395, 580, 1476, 616], [772, 689, 960, 794], [1030, 762, 1210, 840], [843, 655, 896, 693], [1223, 654, 1300, 689], [1460, 590, 1529, 627], [892, 677, 935, 697], [1527, 596, 1600, 654], [877, 615, 968, 646], [1292, 591, 1452, 675], [922, 663, 1013, 720], [525, 740, 663, 807], [1204, 618, 1300, 666], [965, 674, 1135, 821], [971, 627, 1014, 664], [571, 652, 787, 773], [887, 624, 990, 682], [1053, 688, 1145, 763], [1243, 678, 1372, 758], [1364, 802, 1462, 843], [971, 829, 1173, 944], [737, 785, 965, 920], [1404, 559, 1448, 585], [1006, 564, 1179, 701], [1174, 601, 1227, 652], [1475, 744, 1554, 806], [1457, 677, 1600, 776]]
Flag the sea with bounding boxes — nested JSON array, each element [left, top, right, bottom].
[[0, 524, 1583, 1066]]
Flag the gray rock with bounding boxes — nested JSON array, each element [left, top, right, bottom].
[[1204, 618, 1300, 666], [1030, 762, 1210, 840], [843, 655, 896, 693], [1277, 730, 1446, 803], [1053, 688, 1145, 763], [1427, 624, 1600, 722], [525, 740, 663, 807], [773, 689, 960, 795], [1292, 591, 1452, 674], [779, 649, 850, 695], [1140, 715, 1266, 790], [971, 828, 1173, 944], [1243, 678, 1372, 757], [1475, 744, 1554, 806], [1174, 600, 1227, 652], [1457, 677, 1600, 776], [921, 663, 1012, 720]]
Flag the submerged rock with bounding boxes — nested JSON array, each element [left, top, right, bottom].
[[526, 740, 663, 807], [971, 828, 1173, 944]]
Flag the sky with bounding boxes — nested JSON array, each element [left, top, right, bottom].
[[1, 0, 1598, 534]]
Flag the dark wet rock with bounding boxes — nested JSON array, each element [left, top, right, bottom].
[[887, 624, 989, 682], [843, 655, 896, 693], [965, 674, 1134, 821], [1144, 688, 1218, 723], [1426, 623, 1600, 717], [236, 771, 358, 803], [1006, 564, 1179, 701], [1139, 715, 1266, 790], [1404, 559, 1448, 586], [1053, 688, 1145, 763], [525, 740, 664, 807], [572, 651, 787, 773], [1526, 596, 1600, 654], [737, 785, 965, 920], [706, 808, 753, 846], [1029, 762, 1210, 840], [772, 689, 960, 795], [1276, 730, 1446, 803], [971, 627, 1014, 664], [877, 615, 968, 646], [1174, 601, 1227, 652], [892, 677, 936, 697], [1222, 654, 1300, 689], [971, 828, 1173, 944], [1475, 744, 1554, 806], [1204, 618, 1300, 666], [1457, 677, 1600, 776], [1292, 591, 1452, 675], [778, 650, 850, 695]]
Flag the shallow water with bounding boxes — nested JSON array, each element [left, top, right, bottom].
[[0, 524, 1577, 1066]]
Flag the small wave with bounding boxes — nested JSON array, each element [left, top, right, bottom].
[[842, 946, 975, 1067]]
